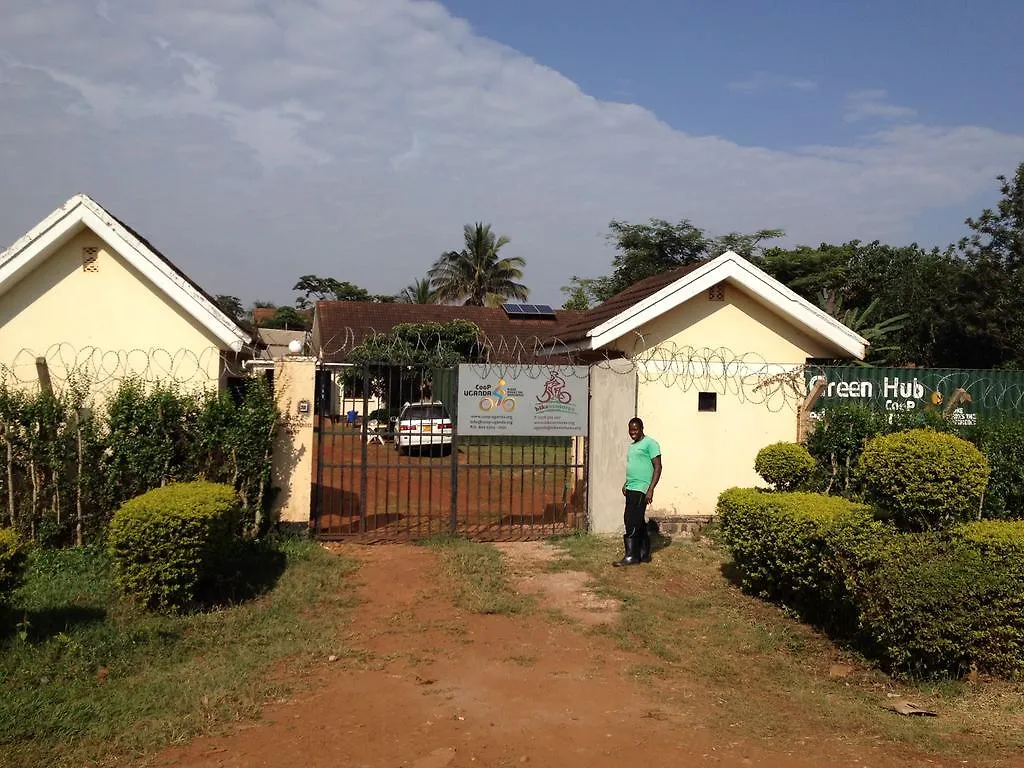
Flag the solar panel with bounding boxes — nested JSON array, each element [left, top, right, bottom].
[[502, 303, 556, 318]]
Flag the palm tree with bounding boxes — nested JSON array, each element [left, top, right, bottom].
[[398, 277, 436, 304], [428, 223, 529, 306], [818, 290, 909, 365]]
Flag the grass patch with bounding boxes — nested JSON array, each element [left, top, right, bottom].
[[550, 533, 1024, 765], [420, 536, 530, 615], [0, 538, 358, 768]]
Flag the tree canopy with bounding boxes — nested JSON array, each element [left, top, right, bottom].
[[429, 223, 529, 306], [562, 218, 783, 308]]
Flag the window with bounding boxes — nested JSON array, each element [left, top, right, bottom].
[[401, 404, 448, 421], [698, 392, 717, 412], [82, 246, 99, 272]]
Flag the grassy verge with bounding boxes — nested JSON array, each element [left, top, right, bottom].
[[0, 538, 358, 768], [421, 536, 530, 615], [548, 532, 1024, 766]]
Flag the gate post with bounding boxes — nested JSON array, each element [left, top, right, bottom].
[[587, 359, 638, 534], [270, 356, 318, 531]]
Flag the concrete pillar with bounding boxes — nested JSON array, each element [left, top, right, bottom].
[[271, 357, 317, 527], [586, 360, 638, 534]]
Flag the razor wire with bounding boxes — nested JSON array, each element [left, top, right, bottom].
[[319, 327, 814, 412], [0, 343, 264, 392]]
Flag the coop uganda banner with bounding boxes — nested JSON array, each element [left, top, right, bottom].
[[457, 365, 589, 435]]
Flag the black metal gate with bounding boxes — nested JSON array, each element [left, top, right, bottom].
[[311, 362, 588, 540]]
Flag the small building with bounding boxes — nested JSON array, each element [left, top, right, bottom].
[[555, 250, 867, 531]]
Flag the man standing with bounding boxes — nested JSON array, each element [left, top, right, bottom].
[[614, 417, 662, 567]]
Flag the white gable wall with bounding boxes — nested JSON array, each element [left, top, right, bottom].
[[0, 228, 225, 394], [589, 281, 839, 529]]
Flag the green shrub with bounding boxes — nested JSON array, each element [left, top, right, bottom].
[[717, 488, 884, 631], [0, 527, 28, 603], [849, 532, 1024, 679], [806, 404, 953, 496], [963, 418, 1024, 520], [858, 429, 990, 531], [754, 442, 815, 491], [954, 519, 1024, 560], [107, 482, 240, 611]]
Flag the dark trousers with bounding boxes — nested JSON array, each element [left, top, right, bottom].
[[624, 490, 648, 538]]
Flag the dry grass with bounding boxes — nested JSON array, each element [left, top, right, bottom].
[[548, 532, 1024, 766]]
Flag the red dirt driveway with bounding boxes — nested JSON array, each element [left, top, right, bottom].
[[149, 545, 1015, 768]]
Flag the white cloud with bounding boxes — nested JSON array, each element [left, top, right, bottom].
[[0, 0, 1021, 309], [844, 89, 918, 123], [727, 71, 818, 93]]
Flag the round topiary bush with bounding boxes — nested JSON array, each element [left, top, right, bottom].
[[754, 441, 816, 491], [107, 481, 241, 611], [857, 428, 990, 531]]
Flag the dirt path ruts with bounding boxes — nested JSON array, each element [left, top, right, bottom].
[[149, 543, 985, 768]]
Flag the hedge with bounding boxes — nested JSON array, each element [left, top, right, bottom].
[[754, 442, 815, 492], [858, 429, 989, 531], [717, 488, 883, 632], [718, 489, 1024, 679], [107, 481, 240, 611], [848, 532, 1024, 679]]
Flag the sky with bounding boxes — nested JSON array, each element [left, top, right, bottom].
[[1, 0, 1022, 308]]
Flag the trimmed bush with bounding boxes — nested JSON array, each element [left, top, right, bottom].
[[717, 487, 884, 631], [0, 527, 28, 604], [107, 482, 240, 611], [955, 519, 1024, 560], [754, 442, 815, 491], [849, 532, 1024, 679], [858, 429, 989, 531], [805, 404, 954, 496]]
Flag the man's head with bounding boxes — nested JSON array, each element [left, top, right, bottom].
[[628, 417, 644, 442]]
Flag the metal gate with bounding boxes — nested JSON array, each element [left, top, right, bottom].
[[311, 362, 588, 540]]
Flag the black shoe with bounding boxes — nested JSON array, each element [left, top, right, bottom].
[[639, 528, 652, 563], [613, 534, 642, 567]]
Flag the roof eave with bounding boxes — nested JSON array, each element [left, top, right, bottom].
[[0, 194, 252, 353], [585, 251, 869, 361]]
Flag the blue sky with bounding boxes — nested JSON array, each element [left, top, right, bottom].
[[0, 1, 1022, 308], [443, 0, 1024, 144]]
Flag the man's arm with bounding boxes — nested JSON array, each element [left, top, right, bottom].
[[646, 455, 662, 504]]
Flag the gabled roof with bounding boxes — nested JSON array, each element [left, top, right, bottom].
[[313, 302, 583, 364], [558, 251, 868, 359], [0, 194, 254, 352]]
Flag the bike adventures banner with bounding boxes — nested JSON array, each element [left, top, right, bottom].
[[456, 365, 589, 435]]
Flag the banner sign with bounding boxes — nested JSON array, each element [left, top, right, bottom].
[[805, 366, 1024, 426], [457, 365, 589, 435]]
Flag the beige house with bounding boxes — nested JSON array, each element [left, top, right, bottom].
[[557, 250, 867, 532], [0, 194, 254, 395]]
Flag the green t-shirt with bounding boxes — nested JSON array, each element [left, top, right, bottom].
[[625, 435, 661, 492]]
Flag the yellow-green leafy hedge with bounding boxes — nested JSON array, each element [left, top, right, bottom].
[[107, 482, 240, 611], [858, 429, 990, 531], [718, 489, 1024, 679], [754, 442, 815, 491]]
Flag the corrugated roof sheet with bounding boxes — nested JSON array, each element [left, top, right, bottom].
[[558, 263, 705, 344]]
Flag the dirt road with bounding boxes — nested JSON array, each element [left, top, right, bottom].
[[150, 543, 1012, 768]]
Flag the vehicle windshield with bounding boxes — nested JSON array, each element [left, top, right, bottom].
[[401, 404, 447, 421]]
